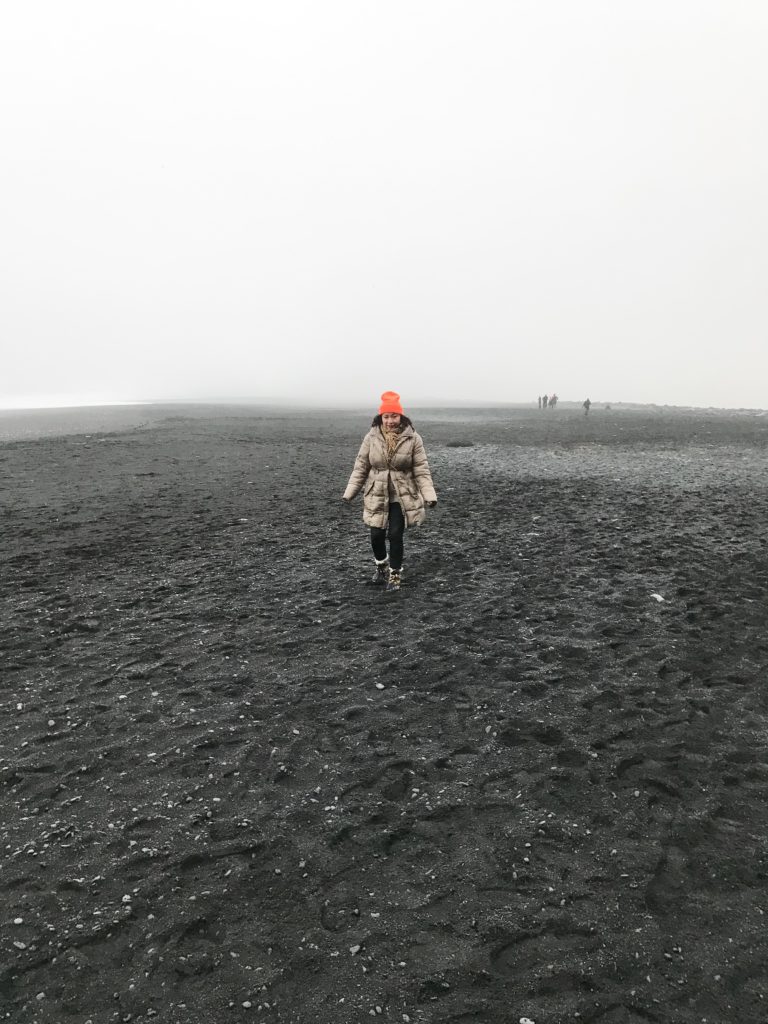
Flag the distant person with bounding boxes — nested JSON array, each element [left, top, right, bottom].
[[342, 391, 437, 593], [542, 394, 549, 408], [583, 398, 591, 416], [550, 393, 558, 408], [537, 395, 542, 409]]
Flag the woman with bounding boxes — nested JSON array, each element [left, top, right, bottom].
[[343, 391, 437, 592]]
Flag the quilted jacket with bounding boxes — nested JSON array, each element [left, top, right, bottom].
[[343, 426, 437, 528]]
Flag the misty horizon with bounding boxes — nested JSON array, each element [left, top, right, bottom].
[[2, 391, 766, 415], [3, 2, 767, 411]]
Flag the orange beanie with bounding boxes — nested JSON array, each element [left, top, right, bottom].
[[379, 391, 404, 415]]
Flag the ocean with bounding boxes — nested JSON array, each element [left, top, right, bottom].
[[0, 404, 185, 443], [0, 402, 284, 443]]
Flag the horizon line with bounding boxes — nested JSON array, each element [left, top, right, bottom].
[[1, 395, 766, 414]]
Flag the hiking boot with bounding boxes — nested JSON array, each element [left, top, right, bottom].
[[371, 557, 389, 585], [385, 568, 402, 592]]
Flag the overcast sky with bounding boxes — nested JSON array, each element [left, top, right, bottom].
[[2, 1, 766, 410]]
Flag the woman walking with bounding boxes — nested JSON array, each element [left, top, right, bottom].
[[343, 391, 437, 592]]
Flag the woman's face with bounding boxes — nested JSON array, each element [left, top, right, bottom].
[[382, 413, 401, 430]]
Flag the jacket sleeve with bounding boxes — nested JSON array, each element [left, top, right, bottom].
[[343, 434, 372, 499], [412, 433, 437, 503]]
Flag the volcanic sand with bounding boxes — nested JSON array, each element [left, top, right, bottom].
[[2, 404, 768, 1023]]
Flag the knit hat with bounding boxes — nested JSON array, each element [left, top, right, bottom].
[[379, 391, 404, 415]]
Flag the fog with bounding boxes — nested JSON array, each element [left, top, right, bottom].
[[2, 1, 767, 410]]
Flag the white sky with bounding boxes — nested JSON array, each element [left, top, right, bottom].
[[2, 1, 767, 409]]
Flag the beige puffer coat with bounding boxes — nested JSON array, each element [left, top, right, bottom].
[[343, 425, 437, 528]]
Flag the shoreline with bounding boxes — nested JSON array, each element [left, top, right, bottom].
[[1, 400, 765, 445]]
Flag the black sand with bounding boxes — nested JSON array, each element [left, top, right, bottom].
[[2, 405, 768, 1023]]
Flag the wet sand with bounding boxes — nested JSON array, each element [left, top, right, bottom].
[[2, 404, 768, 1023]]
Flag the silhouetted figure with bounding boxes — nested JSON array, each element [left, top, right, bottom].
[[549, 394, 558, 409], [537, 395, 542, 409], [542, 394, 548, 408], [583, 398, 591, 416]]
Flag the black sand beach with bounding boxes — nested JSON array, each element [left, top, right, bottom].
[[2, 404, 768, 1024]]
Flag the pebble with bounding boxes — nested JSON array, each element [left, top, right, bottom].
[[349, 944, 361, 955]]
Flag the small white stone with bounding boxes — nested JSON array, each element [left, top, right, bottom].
[[13, 917, 23, 925], [375, 683, 385, 690], [349, 944, 361, 955]]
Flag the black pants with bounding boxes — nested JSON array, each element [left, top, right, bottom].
[[370, 502, 405, 571]]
